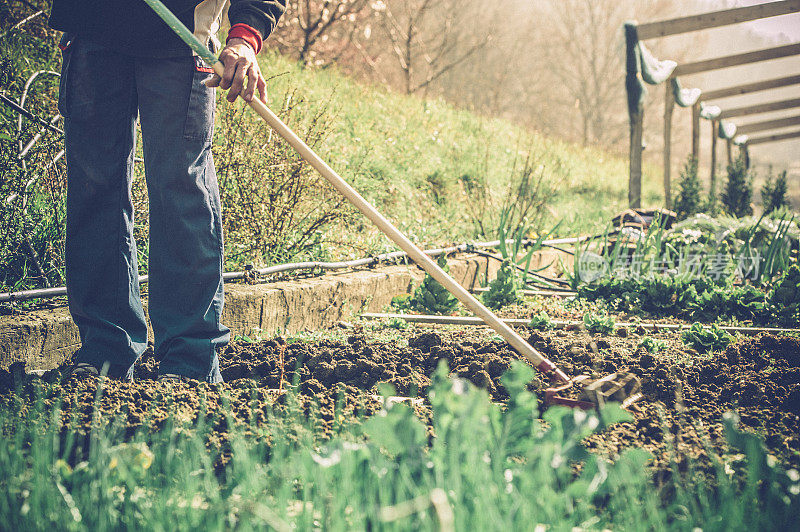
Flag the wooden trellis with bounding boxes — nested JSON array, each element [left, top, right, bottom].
[[626, 0, 800, 209]]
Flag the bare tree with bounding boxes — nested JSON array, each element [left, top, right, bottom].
[[372, 0, 489, 94], [271, 0, 373, 65]]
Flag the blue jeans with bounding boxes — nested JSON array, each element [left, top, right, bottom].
[[59, 37, 228, 382]]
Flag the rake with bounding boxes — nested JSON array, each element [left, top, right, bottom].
[[141, 0, 641, 410]]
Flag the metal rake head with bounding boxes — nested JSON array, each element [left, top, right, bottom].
[[545, 371, 643, 410]]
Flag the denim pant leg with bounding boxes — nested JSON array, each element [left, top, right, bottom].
[[61, 39, 148, 379], [135, 55, 228, 383]]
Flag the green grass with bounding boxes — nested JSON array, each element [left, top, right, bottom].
[[1, 362, 797, 530]]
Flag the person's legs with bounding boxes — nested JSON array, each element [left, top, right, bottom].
[[135, 55, 228, 383], [61, 38, 148, 380]]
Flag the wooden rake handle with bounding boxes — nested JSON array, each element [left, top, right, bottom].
[[211, 63, 568, 383]]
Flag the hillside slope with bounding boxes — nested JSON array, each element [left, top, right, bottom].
[[219, 51, 662, 257]]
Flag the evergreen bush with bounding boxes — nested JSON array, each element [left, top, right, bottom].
[[721, 155, 753, 218], [761, 170, 790, 215], [673, 156, 702, 220]]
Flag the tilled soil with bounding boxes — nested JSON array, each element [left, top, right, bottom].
[[1, 326, 798, 473]]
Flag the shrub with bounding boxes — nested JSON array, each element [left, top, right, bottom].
[[214, 90, 356, 268], [673, 156, 702, 220], [721, 155, 753, 218], [0, 17, 67, 293], [411, 254, 460, 315], [482, 259, 522, 309], [761, 170, 790, 215]]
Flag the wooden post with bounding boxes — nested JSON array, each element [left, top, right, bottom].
[[709, 120, 718, 199], [691, 102, 700, 159], [629, 111, 644, 209], [663, 83, 674, 209], [726, 139, 733, 166], [625, 23, 643, 209], [741, 144, 750, 169]]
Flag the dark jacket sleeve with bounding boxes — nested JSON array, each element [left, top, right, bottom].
[[228, 0, 286, 39]]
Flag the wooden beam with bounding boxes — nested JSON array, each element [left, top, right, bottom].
[[638, 0, 800, 40], [719, 97, 800, 118], [700, 74, 800, 101], [736, 115, 800, 134], [663, 83, 674, 209], [746, 129, 800, 145], [673, 43, 800, 77]]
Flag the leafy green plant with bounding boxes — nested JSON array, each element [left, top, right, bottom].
[[411, 254, 459, 315], [673, 156, 703, 220], [528, 311, 555, 330], [721, 155, 754, 218], [769, 264, 800, 326], [578, 276, 782, 324], [233, 327, 264, 344], [387, 316, 409, 330], [638, 336, 667, 353], [681, 322, 734, 353], [482, 260, 522, 309], [761, 170, 790, 215], [583, 312, 615, 334], [390, 293, 413, 312]]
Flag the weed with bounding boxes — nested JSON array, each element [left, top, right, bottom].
[[234, 327, 264, 344], [528, 311, 555, 330], [389, 293, 413, 312], [681, 322, 734, 353], [387, 316, 409, 330], [583, 312, 615, 334], [411, 254, 459, 315]]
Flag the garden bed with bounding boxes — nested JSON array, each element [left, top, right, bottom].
[[3, 317, 798, 474]]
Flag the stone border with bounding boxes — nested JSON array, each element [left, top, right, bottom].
[[0, 253, 499, 371]]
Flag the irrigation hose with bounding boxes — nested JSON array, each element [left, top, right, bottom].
[[0, 239, 561, 303]]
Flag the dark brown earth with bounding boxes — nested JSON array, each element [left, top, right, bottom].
[[1, 326, 798, 473]]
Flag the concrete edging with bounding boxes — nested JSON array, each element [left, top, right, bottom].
[[0, 253, 500, 371]]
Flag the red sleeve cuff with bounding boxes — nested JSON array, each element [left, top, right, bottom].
[[227, 23, 263, 54]]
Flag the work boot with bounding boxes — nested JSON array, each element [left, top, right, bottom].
[[64, 362, 134, 383]]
